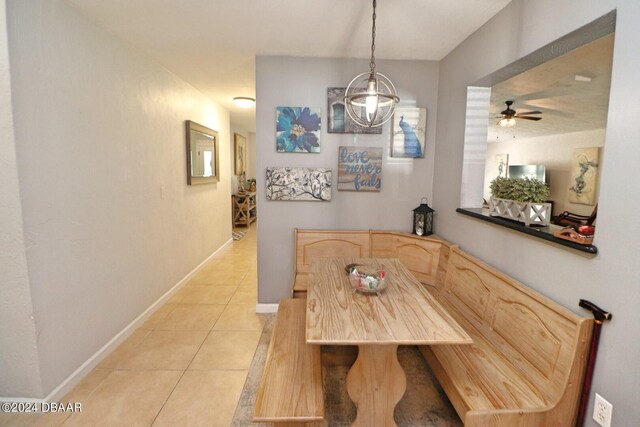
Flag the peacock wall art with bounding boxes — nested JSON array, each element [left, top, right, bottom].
[[390, 107, 427, 158]]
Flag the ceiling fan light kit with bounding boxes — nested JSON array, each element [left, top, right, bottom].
[[497, 100, 542, 127], [344, 0, 399, 128], [499, 117, 517, 128]]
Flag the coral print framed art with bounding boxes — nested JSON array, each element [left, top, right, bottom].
[[276, 106, 321, 153], [390, 108, 427, 158]]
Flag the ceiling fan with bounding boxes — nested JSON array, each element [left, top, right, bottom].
[[496, 100, 542, 127]]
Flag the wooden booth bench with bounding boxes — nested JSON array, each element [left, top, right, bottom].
[[256, 228, 593, 426], [253, 298, 324, 425], [421, 247, 593, 426]]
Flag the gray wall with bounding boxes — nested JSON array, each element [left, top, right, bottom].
[[4, 0, 232, 397], [256, 57, 439, 304], [433, 0, 639, 425]]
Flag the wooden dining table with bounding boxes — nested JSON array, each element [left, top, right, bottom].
[[306, 257, 472, 427]]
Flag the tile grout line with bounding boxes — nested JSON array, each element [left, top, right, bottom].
[[148, 326, 215, 427], [148, 252, 254, 426], [48, 224, 257, 426], [148, 298, 226, 425]]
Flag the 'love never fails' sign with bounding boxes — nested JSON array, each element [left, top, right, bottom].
[[337, 146, 382, 192]]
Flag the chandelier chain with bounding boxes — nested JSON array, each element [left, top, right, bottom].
[[370, 0, 377, 74], [344, 0, 398, 128]]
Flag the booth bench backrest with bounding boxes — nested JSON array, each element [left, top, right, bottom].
[[437, 247, 593, 408], [294, 229, 451, 287], [295, 230, 371, 275], [370, 231, 450, 289]]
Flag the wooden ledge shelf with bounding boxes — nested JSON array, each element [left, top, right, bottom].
[[456, 208, 598, 255]]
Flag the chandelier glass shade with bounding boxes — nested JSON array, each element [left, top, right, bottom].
[[344, 0, 399, 128], [345, 71, 398, 128]]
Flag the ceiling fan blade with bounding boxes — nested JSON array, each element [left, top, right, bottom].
[[517, 116, 542, 121], [516, 111, 543, 116]]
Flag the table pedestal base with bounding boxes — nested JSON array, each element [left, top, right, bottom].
[[346, 345, 407, 427]]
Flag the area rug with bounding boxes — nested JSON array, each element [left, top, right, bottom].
[[232, 230, 247, 241], [231, 315, 462, 426]]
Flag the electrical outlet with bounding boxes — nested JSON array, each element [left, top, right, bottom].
[[593, 393, 613, 427]]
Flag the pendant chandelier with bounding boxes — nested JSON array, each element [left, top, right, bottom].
[[344, 0, 399, 128]]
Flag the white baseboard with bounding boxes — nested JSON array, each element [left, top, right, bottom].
[[0, 239, 233, 404], [256, 303, 279, 314]]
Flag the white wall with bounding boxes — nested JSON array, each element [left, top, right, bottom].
[[256, 56, 439, 303], [433, 1, 640, 425], [5, 0, 232, 397], [460, 86, 492, 208], [0, 0, 42, 398], [484, 128, 606, 216]]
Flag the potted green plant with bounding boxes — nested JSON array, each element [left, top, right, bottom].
[[489, 177, 552, 226]]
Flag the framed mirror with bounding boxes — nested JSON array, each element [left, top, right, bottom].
[[186, 120, 219, 185]]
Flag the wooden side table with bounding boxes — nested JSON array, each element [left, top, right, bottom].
[[232, 192, 256, 227]]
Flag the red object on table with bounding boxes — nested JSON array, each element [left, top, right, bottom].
[[578, 225, 595, 235]]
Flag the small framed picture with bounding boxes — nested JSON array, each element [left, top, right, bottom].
[[569, 147, 599, 205], [327, 88, 382, 134], [495, 154, 508, 178], [234, 133, 246, 175]]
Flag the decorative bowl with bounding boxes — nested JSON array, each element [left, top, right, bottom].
[[348, 267, 387, 294]]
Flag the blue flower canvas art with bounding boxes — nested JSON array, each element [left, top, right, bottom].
[[276, 106, 321, 153], [390, 108, 427, 158]]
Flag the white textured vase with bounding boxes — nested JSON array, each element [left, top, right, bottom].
[[489, 197, 551, 227]]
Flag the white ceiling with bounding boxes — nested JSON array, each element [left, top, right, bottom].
[[488, 33, 614, 141], [66, 0, 512, 131]]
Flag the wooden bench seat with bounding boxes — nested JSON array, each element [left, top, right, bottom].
[[254, 299, 324, 424], [292, 273, 309, 298], [423, 321, 548, 413], [421, 247, 593, 426]]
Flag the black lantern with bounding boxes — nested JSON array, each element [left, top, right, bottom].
[[413, 198, 434, 236]]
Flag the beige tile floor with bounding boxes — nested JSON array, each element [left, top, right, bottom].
[[1, 224, 262, 427]]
